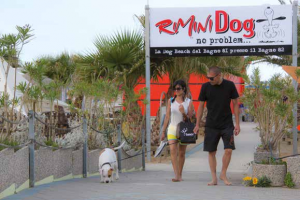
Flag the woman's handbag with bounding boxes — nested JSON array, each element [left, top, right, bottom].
[[176, 119, 197, 144]]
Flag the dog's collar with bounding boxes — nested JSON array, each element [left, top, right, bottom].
[[101, 162, 112, 168]]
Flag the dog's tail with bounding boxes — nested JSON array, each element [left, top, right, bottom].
[[113, 141, 125, 151]]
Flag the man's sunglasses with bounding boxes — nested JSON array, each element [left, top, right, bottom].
[[174, 87, 182, 91], [206, 74, 219, 81]]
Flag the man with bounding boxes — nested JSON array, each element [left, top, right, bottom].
[[193, 66, 240, 186]]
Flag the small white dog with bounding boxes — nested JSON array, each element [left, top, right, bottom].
[[99, 141, 125, 183]]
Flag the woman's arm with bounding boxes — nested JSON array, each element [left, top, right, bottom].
[[160, 99, 171, 140], [181, 99, 194, 122]]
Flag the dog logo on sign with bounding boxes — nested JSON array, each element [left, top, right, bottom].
[[257, 7, 286, 39]]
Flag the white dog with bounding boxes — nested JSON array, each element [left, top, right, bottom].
[[99, 141, 125, 183]]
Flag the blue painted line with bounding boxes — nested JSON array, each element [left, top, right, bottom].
[[185, 142, 204, 157]]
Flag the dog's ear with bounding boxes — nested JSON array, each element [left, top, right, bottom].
[[108, 168, 113, 176], [100, 169, 104, 175]]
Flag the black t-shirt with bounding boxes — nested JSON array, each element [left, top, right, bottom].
[[198, 79, 239, 129]]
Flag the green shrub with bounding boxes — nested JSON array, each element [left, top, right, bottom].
[[284, 172, 295, 188], [0, 138, 20, 151], [45, 139, 59, 150], [256, 176, 272, 187], [260, 158, 286, 165]]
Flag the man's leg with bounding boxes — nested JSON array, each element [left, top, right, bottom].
[[204, 127, 220, 186], [220, 149, 232, 185], [220, 126, 235, 185], [208, 151, 218, 186]]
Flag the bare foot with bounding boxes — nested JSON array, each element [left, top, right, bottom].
[[172, 178, 180, 182], [207, 180, 218, 186], [219, 175, 232, 186]]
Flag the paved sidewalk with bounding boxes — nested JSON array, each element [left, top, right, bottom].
[[4, 122, 300, 200]]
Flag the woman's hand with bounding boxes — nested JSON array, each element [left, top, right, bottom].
[[179, 104, 185, 114], [160, 130, 166, 141]]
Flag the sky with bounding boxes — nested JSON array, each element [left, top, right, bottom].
[[0, 0, 292, 81]]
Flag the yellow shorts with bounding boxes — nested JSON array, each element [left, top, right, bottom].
[[167, 125, 177, 141], [167, 125, 188, 145]]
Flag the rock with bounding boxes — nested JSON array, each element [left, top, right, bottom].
[[286, 156, 300, 188], [253, 163, 286, 187], [254, 150, 279, 163]]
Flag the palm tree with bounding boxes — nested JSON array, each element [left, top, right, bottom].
[[78, 30, 155, 144], [21, 61, 47, 112], [38, 53, 76, 102], [0, 25, 33, 137], [92, 30, 145, 88]]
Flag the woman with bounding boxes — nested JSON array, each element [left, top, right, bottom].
[[160, 79, 195, 182]]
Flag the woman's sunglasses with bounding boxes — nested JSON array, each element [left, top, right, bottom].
[[174, 87, 182, 91], [206, 74, 219, 81]]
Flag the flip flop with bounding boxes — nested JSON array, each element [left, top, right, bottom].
[[154, 141, 167, 157]]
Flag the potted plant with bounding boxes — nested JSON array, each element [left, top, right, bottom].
[[252, 158, 287, 187], [242, 68, 299, 186]]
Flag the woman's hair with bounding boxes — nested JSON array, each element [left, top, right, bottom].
[[171, 79, 187, 103]]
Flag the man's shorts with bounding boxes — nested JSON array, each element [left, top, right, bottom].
[[203, 125, 235, 152]]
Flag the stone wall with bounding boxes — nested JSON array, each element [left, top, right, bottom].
[[0, 147, 29, 199], [254, 151, 279, 163], [120, 149, 143, 172], [88, 149, 101, 175], [252, 163, 286, 187], [53, 149, 73, 180], [286, 156, 300, 188], [35, 148, 54, 183], [72, 148, 83, 177]]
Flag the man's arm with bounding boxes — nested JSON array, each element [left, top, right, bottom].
[[193, 101, 205, 134], [232, 98, 240, 136]]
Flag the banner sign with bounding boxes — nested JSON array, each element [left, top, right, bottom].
[[150, 5, 293, 57]]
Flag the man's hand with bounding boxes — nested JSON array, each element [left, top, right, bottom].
[[234, 124, 240, 136], [193, 124, 199, 134]]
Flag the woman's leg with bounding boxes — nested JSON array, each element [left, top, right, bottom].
[[169, 140, 180, 181], [178, 144, 187, 181]]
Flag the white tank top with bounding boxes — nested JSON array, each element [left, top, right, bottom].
[[170, 97, 191, 127]]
